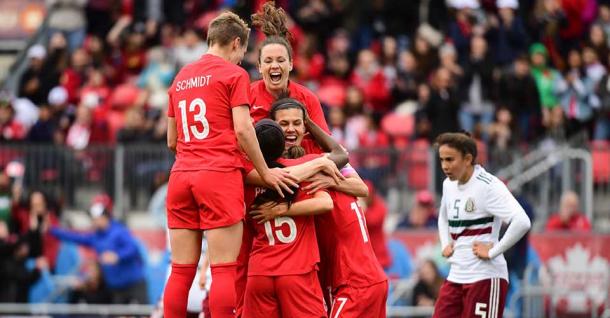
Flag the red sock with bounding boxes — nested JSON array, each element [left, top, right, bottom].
[[163, 263, 197, 318], [209, 261, 238, 318]]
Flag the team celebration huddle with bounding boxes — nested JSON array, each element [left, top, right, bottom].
[[163, 2, 530, 318]]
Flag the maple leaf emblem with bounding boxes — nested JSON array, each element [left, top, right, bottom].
[[540, 243, 609, 313]]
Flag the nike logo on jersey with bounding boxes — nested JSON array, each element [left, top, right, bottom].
[[252, 105, 264, 110]]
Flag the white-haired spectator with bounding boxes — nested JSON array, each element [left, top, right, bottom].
[[546, 191, 591, 232]]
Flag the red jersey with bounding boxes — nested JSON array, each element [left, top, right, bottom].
[[246, 155, 322, 276], [250, 80, 328, 154], [365, 195, 392, 269], [316, 191, 387, 289], [168, 54, 250, 172]]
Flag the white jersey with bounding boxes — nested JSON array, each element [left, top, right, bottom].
[[439, 165, 528, 284]]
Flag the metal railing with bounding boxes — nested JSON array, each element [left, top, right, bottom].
[[1, 142, 606, 224], [0, 303, 437, 317], [506, 146, 594, 223], [0, 144, 437, 214], [0, 303, 154, 316]]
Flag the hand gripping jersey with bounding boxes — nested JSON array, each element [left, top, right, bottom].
[[315, 190, 387, 290], [245, 155, 323, 276], [439, 165, 526, 284], [168, 54, 250, 172]]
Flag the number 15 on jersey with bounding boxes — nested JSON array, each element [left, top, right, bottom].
[[178, 98, 210, 142]]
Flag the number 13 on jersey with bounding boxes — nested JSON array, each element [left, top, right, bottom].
[[178, 98, 210, 142]]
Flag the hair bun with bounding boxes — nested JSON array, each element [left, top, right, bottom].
[[251, 2, 290, 39]]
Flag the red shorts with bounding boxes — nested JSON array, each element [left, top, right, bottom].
[[330, 281, 388, 318], [166, 169, 244, 230], [242, 271, 326, 318], [434, 277, 508, 318]]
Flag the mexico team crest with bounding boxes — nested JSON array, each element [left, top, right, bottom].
[[465, 198, 476, 212]]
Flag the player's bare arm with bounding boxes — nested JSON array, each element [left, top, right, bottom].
[[250, 191, 333, 223], [167, 117, 177, 153], [303, 110, 349, 168], [233, 105, 298, 197], [244, 156, 342, 186], [304, 168, 369, 197]]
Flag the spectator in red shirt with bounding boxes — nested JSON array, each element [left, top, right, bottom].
[[362, 180, 392, 269], [0, 98, 26, 142], [350, 49, 392, 114], [546, 190, 592, 232]]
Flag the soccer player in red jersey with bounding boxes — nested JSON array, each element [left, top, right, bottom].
[[235, 132, 345, 318], [164, 12, 297, 318], [252, 98, 389, 318], [249, 2, 329, 154], [240, 118, 348, 318]]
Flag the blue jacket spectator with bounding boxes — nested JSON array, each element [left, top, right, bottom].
[[50, 194, 148, 304]]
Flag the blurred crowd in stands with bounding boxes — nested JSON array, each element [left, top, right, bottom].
[[2, 0, 610, 150], [0, 0, 604, 309]]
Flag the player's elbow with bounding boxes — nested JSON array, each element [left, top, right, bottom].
[[167, 138, 177, 152], [333, 151, 349, 169], [167, 140, 176, 153], [234, 124, 251, 142], [320, 198, 334, 213], [523, 214, 532, 231]]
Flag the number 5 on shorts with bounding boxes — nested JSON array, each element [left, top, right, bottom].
[[475, 302, 487, 318]]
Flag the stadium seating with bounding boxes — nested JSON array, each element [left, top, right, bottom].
[[591, 141, 610, 184]]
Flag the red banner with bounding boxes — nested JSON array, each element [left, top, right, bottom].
[[391, 231, 610, 314], [530, 233, 610, 314]]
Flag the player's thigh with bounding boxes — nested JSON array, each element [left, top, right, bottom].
[[242, 276, 280, 318], [463, 277, 508, 318], [168, 229, 202, 264], [190, 169, 245, 230], [433, 280, 465, 318], [206, 221, 243, 264], [166, 171, 200, 230], [276, 271, 327, 318], [329, 282, 387, 318]]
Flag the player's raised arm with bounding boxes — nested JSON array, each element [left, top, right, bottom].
[[304, 111, 348, 168]]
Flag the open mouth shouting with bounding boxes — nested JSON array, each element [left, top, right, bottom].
[[285, 134, 298, 147], [269, 71, 283, 84]]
